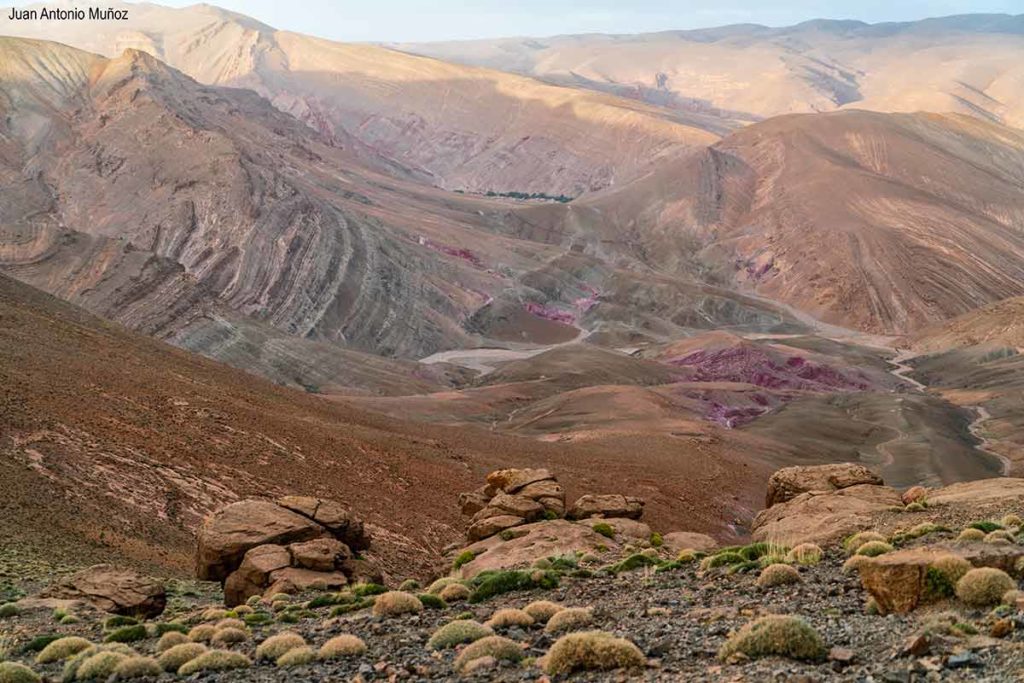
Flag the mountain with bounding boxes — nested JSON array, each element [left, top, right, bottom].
[[1, 1, 719, 197], [523, 110, 1024, 335], [399, 14, 1024, 130]]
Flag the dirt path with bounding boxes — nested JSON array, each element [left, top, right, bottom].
[[419, 327, 592, 375]]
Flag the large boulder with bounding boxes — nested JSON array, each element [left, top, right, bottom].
[[265, 568, 349, 598], [289, 538, 350, 571], [467, 514, 526, 542], [567, 494, 644, 520], [277, 496, 370, 551], [752, 484, 902, 546], [765, 463, 883, 508], [858, 543, 1024, 614], [486, 468, 555, 494], [662, 531, 719, 554], [196, 500, 328, 582], [41, 565, 166, 618], [223, 544, 292, 606]]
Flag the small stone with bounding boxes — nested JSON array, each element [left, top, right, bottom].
[[902, 633, 930, 656], [946, 652, 984, 669], [990, 618, 1013, 638], [829, 646, 856, 667]]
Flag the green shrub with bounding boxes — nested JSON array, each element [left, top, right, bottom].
[[317, 635, 366, 659], [112, 656, 161, 679], [417, 593, 446, 610], [305, 594, 339, 609], [350, 583, 386, 598], [427, 620, 493, 649], [756, 564, 800, 588], [397, 579, 420, 592], [718, 615, 825, 662], [699, 551, 744, 571], [371, 591, 422, 617], [930, 555, 972, 586], [36, 637, 91, 664], [855, 541, 894, 557], [104, 625, 147, 644], [523, 600, 563, 623], [157, 643, 206, 672], [650, 532, 664, 547], [610, 553, 658, 573], [453, 551, 476, 571], [255, 632, 306, 662], [102, 616, 138, 631], [243, 612, 272, 626], [454, 636, 524, 673], [486, 608, 534, 630], [0, 662, 41, 683], [154, 622, 187, 636], [469, 570, 558, 603], [21, 634, 60, 655], [592, 523, 615, 539], [0, 604, 19, 619], [544, 607, 593, 634], [956, 568, 1016, 607], [543, 631, 644, 675], [329, 598, 374, 616], [177, 650, 250, 675], [843, 531, 886, 555], [276, 646, 315, 667], [968, 520, 1003, 533]]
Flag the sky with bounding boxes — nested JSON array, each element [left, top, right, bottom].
[[9, 0, 1024, 41]]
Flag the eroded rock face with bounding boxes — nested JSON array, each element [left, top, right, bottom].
[[765, 463, 884, 508], [752, 484, 903, 546], [662, 531, 719, 554], [568, 494, 644, 520], [196, 496, 375, 605], [458, 469, 568, 541], [41, 565, 166, 618]]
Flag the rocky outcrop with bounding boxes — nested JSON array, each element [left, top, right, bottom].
[[459, 469, 566, 541], [196, 497, 376, 606], [752, 484, 903, 546], [40, 565, 166, 618], [858, 544, 1024, 614], [567, 494, 644, 520], [765, 463, 883, 508], [661, 531, 719, 554]]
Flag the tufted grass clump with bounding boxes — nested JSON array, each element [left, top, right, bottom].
[[1001, 514, 1022, 528], [592, 523, 615, 539], [438, 583, 471, 603], [255, 632, 306, 662], [676, 549, 702, 564], [0, 604, 20, 619], [985, 530, 1015, 544], [427, 620, 493, 649], [243, 611, 272, 626], [350, 583, 387, 598], [784, 543, 822, 566], [426, 577, 465, 595], [609, 553, 658, 573], [843, 531, 886, 555], [486, 608, 535, 630], [523, 600, 563, 623], [0, 662, 41, 683], [177, 649, 250, 675], [718, 615, 825, 662], [453, 551, 477, 571], [210, 627, 248, 646], [454, 635, 524, 673], [967, 520, 1003, 534], [20, 634, 61, 655], [187, 625, 215, 643], [157, 643, 206, 672], [103, 625, 147, 644], [102, 616, 137, 631], [417, 593, 446, 610], [468, 570, 558, 603], [112, 656, 161, 679], [76, 651, 130, 680], [855, 541, 894, 557], [956, 568, 1016, 607], [756, 564, 801, 588], [36, 637, 91, 664], [276, 646, 315, 667], [318, 635, 366, 660], [154, 622, 187, 636], [544, 607, 593, 634], [371, 591, 422, 617], [956, 528, 986, 543], [543, 631, 645, 675], [699, 551, 745, 572], [891, 523, 950, 545], [156, 631, 189, 653]]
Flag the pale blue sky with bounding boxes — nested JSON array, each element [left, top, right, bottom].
[[12, 0, 1024, 41]]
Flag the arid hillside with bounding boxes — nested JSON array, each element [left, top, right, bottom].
[[1, 1, 719, 196], [402, 15, 1024, 129]]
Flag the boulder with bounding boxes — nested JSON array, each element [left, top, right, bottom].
[[765, 463, 883, 508], [901, 486, 929, 505], [467, 514, 525, 542], [454, 520, 622, 578], [458, 488, 490, 517], [567, 494, 645, 520], [223, 544, 291, 606], [486, 468, 555, 494], [593, 517, 651, 540], [196, 500, 328, 582], [517, 480, 566, 515], [277, 496, 370, 551], [289, 538, 350, 571], [265, 567, 348, 598], [41, 565, 166, 618], [752, 484, 902, 546], [473, 493, 545, 523], [858, 543, 1024, 614], [662, 531, 719, 554], [339, 558, 384, 586]]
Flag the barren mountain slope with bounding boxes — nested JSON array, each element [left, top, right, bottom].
[[0, 274, 787, 577], [910, 296, 1024, 354], [1, 1, 719, 196], [401, 15, 1024, 129], [526, 110, 1024, 335]]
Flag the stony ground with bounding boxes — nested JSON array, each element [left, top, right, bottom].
[[3, 521, 1023, 682]]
